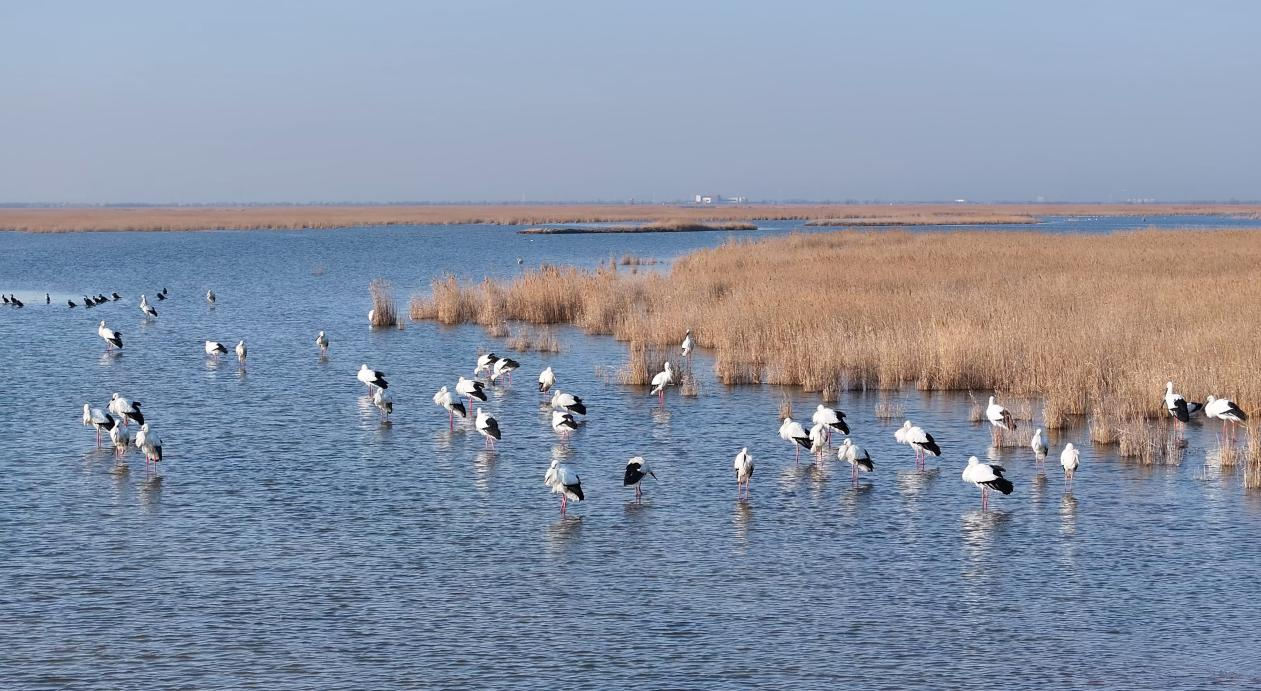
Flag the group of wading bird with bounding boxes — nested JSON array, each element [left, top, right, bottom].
[[77, 291, 1252, 512]]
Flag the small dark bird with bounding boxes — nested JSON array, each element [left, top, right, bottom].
[[10, 295, 23, 308], [83, 296, 95, 308], [67, 300, 77, 308], [156, 292, 167, 301], [45, 293, 50, 304], [2, 295, 9, 305], [111, 292, 121, 301]]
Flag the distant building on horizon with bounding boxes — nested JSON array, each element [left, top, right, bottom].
[[693, 194, 747, 205]]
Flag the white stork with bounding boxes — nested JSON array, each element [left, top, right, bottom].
[[733, 447, 754, 499], [544, 458, 583, 516], [779, 417, 811, 464], [962, 456, 1013, 510], [623, 456, 656, 502]]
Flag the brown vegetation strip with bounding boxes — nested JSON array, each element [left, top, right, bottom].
[[520, 221, 757, 234], [4, 203, 1261, 233], [411, 228, 1261, 425]]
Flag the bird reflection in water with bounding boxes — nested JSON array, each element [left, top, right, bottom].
[[732, 501, 753, 548], [897, 467, 939, 498], [141, 475, 163, 512], [960, 508, 1013, 573], [1059, 494, 1078, 536], [545, 514, 583, 555], [472, 449, 497, 492]]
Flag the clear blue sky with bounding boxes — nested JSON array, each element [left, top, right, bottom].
[[1, 1, 1257, 203]]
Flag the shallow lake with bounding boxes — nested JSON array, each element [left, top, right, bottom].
[[2, 216, 1261, 689]]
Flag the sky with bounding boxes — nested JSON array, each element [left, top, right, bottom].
[[1, 1, 1258, 204]]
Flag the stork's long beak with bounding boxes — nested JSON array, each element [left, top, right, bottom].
[[650, 471, 658, 480]]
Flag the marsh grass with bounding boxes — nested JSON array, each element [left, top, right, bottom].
[[619, 342, 670, 386], [508, 327, 561, 353], [619, 254, 659, 266], [369, 279, 399, 328], [410, 228, 1261, 420], [874, 400, 904, 420], [1116, 419, 1182, 466], [1244, 425, 1261, 489]]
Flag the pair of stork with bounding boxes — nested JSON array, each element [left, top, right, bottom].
[[1164, 381, 1248, 441], [544, 455, 657, 516]]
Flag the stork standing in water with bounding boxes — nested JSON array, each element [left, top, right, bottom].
[[779, 417, 812, 464], [985, 396, 1016, 445], [433, 386, 467, 431], [134, 423, 163, 476], [475, 408, 501, 449], [491, 357, 520, 386], [372, 388, 394, 420], [551, 410, 579, 438], [1205, 395, 1248, 444], [896, 421, 940, 471], [206, 290, 216, 305], [681, 330, 694, 360], [97, 321, 123, 351], [538, 366, 556, 394], [474, 352, 499, 378], [108, 393, 144, 427], [357, 364, 389, 391], [962, 456, 1013, 510], [315, 331, 329, 354], [83, 404, 115, 448], [139, 295, 158, 320], [812, 404, 849, 444], [1060, 443, 1080, 493], [544, 458, 583, 516], [456, 376, 487, 408], [650, 361, 674, 405], [733, 447, 754, 499], [550, 390, 586, 416], [623, 456, 656, 503], [235, 340, 247, 368], [808, 422, 829, 461], [205, 340, 228, 358], [109, 423, 132, 462], [838, 438, 874, 486], [1031, 428, 1048, 467]]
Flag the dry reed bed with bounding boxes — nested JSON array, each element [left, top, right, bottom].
[[520, 221, 756, 234], [411, 228, 1261, 423], [369, 279, 400, 328], [6, 203, 1261, 233]]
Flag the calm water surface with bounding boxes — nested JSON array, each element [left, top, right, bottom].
[[2, 218, 1261, 689]]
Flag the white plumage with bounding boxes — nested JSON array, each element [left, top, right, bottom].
[[108, 393, 144, 427], [650, 361, 674, 401], [550, 390, 586, 415], [235, 340, 247, 363], [204, 340, 228, 357], [433, 386, 467, 430], [83, 403, 115, 447], [779, 417, 811, 463], [986, 395, 1015, 431], [372, 388, 394, 419], [315, 330, 329, 353], [475, 408, 501, 448], [135, 423, 163, 467], [538, 366, 556, 393], [139, 295, 158, 319], [681, 330, 695, 357], [357, 364, 389, 390], [544, 458, 583, 515], [455, 376, 486, 403], [897, 420, 940, 470], [97, 321, 123, 350], [551, 410, 579, 436], [733, 447, 754, 498], [961, 456, 1013, 510], [1060, 442, 1080, 489], [1031, 428, 1048, 458], [108, 423, 131, 459]]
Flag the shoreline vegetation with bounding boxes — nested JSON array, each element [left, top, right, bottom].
[[520, 221, 757, 234], [410, 227, 1261, 469], [4, 202, 1261, 233]]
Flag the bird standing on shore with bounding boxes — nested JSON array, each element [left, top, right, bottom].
[[97, 321, 123, 351], [623, 456, 656, 502], [779, 417, 811, 464], [962, 456, 1013, 510], [734, 447, 754, 499], [1060, 443, 1080, 492]]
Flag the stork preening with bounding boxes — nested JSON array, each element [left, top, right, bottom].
[[372, 388, 394, 420], [985, 395, 1015, 444], [456, 376, 487, 408], [1205, 395, 1248, 444], [538, 366, 556, 394], [475, 352, 500, 378], [550, 390, 586, 416], [1031, 428, 1048, 466], [491, 357, 520, 385], [544, 458, 583, 516], [623, 456, 656, 502], [97, 321, 123, 351], [551, 410, 579, 438], [108, 393, 144, 427], [808, 422, 829, 460], [734, 447, 754, 499], [433, 386, 467, 431], [475, 408, 501, 449], [1060, 443, 1080, 492], [779, 417, 812, 464], [134, 423, 163, 474], [962, 456, 1013, 510], [650, 361, 674, 405], [109, 423, 132, 461], [896, 421, 940, 471], [83, 404, 115, 447], [206, 290, 216, 304], [357, 364, 389, 391], [315, 330, 329, 354], [838, 438, 874, 486], [812, 404, 849, 443], [204, 340, 228, 358]]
